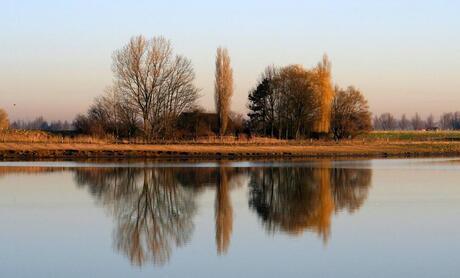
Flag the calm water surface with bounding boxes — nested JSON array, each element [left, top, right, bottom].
[[1, 158, 459, 277]]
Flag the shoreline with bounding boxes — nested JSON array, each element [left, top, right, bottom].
[[1, 141, 460, 160]]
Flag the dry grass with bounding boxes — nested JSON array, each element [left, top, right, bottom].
[[0, 130, 288, 145], [1, 140, 460, 159], [1, 130, 460, 159], [0, 130, 109, 144]]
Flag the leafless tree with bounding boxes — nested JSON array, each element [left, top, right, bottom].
[[376, 113, 397, 130], [214, 47, 233, 136], [276, 65, 320, 139], [0, 109, 9, 130], [411, 113, 425, 130], [74, 87, 140, 138], [112, 35, 199, 139], [331, 86, 371, 139], [425, 114, 436, 129], [440, 112, 454, 130], [399, 114, 411, 130]]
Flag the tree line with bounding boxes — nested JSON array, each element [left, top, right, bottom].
[[1, 35, 376, 140], [0, 111, 72, 132], [70, 35, 372, 140], [6, 35, 460, 138], [373, 112, 460, 130], [10, 117, 72, 131], [5, 35, 460, 138]]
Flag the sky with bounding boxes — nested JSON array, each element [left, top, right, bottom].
[[1, 0, 459, 121]]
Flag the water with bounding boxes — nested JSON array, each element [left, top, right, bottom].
[[1, 158, 459, 277]]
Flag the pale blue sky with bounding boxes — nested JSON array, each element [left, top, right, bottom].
[[1, 0, 459, 121]]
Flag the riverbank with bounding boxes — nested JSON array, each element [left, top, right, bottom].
[[1, 141, 460, 160]]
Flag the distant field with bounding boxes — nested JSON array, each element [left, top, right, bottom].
[[360, 131, 460, 141], [3, 129, 460, 145]]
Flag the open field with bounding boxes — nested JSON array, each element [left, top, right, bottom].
[[3, 130, 460, 144], [360, 130, 460, 141]]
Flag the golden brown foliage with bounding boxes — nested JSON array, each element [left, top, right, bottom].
[[215, 167, 233, 254], [248, 164, 372, 241], [312, 54, 334, 134], [0, 109, 9, 130], [214, 47, 233, 136], [247, 55, 334, 138]]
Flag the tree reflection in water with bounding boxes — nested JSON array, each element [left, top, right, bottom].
[[215, 166, 232, 254], [248, 162, 372, 242], [176, 165, 245, 254], [74, 165, 247, 264], [75, 167, 197, 266], [72, 162, 372, 266]]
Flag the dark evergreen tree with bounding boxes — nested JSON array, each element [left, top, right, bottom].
[[247, 78, 272, 135]]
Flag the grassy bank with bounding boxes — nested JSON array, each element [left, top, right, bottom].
[[2, 130, 460, 160], [1, 140, 460, 159]]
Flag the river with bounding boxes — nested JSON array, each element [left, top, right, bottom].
[[0, 158, 459, 277]]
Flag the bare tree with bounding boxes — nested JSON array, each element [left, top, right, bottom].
[[214, 47, 233, 136], [376, 113, 397, 130], [372, 115, 381, 130], [399, 114, 410, 130], [440, 112, 454, 130], [411, 113, 425, 130], [426, 114, 436, 129], [0, 109, 9, 130], [112, 35, 199, 139], [276, 65, 320, 139], [331, 86, 371, 139]]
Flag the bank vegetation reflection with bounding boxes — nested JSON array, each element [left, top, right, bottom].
[[74, 163, 371, 266]]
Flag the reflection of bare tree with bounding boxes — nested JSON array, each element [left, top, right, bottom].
[[0, 163, 371, 262], [75, 167, 196, 266], [248, 164, 372, 241], [331, 167, 372, 213], [215, 167, 232, 254], [74, 167, 139, 206], [74, 166, 249, 264]]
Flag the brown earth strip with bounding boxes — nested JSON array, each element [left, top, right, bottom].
[[1, 141, 460, 160]]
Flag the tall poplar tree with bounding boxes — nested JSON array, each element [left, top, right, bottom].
[[214, 47, 233, 136]]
